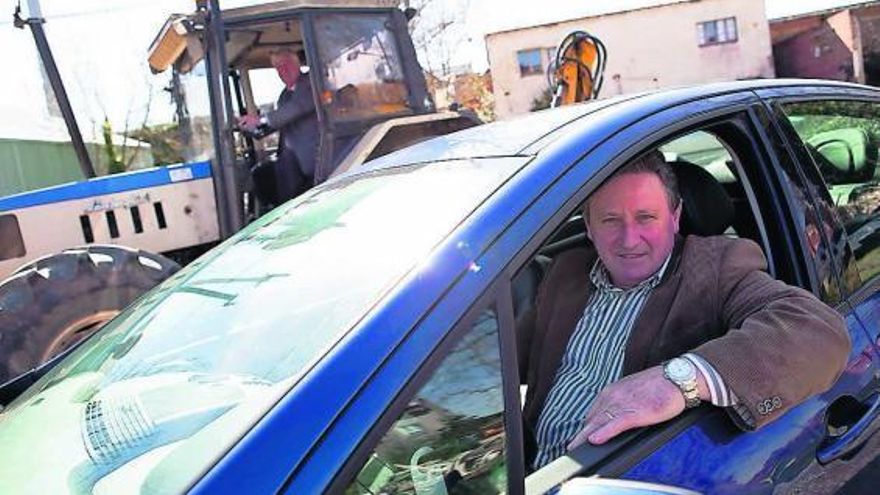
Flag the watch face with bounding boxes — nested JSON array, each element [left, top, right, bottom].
[[667, 358, 696, 382]]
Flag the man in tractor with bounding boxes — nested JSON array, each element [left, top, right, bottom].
[[238, 48, 319, 203]]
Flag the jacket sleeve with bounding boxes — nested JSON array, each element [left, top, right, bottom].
[[691, 238, 851, 429]]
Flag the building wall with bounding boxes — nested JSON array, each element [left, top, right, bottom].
[[769, 6, 880, 84], [485, 0, 774, 119]]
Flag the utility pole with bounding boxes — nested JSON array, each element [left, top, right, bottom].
[[14, 0, 96, 178]]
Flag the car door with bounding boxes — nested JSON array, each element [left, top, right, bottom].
[[758, 89, 880, 491], [505, 90, 879, 494]]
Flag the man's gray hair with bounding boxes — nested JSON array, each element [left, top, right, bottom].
[[584, 150, 681, 219]]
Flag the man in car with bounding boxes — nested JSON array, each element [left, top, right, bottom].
[[238, 48, 319, 203], [520, 150, 850, 470]]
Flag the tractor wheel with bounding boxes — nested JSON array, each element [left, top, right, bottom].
[[0, 245, 179, 383]]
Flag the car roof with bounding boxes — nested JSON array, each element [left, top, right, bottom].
[[355, 78, 876, 174]]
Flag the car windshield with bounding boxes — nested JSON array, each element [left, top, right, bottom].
[[0, 157, 525, 494]]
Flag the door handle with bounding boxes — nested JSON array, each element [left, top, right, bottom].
[[817, 393, 880, 464]]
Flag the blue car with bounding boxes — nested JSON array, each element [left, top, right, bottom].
[[1, 79, 879, 495]]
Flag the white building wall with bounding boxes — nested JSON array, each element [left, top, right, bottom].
[[486, 0, 774, 119]]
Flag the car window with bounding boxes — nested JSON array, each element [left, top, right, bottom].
[[513, 122, 776, 478], [346, 308, 507, 494], [514, 127, 767, 400], [513, 125, 772, 338], [660, 130, 738, 184], [779, 100, 880, 290]]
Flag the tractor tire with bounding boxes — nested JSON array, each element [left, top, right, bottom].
[[0, 245, 179, 383]]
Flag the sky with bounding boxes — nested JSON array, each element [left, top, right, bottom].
[[0, 0, 871, 142]]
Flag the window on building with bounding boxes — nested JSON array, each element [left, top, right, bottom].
[[697, 17, 738, 46], [0, 214, 26, 262], [517, 48, 543, 76]]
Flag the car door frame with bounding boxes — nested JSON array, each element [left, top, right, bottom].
[[755, 87, 880, 480], [607, 89, 880, 494], [592, 87, 880, 494]]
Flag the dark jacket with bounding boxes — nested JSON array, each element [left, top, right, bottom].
[[266, 78, 320, 179], [519, 235, 850, 458]]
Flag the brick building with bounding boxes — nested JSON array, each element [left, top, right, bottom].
[[770, 1, 880, 85]]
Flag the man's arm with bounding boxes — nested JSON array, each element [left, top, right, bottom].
[[569, 238, 850, 447], [692, 238, 850, 428]]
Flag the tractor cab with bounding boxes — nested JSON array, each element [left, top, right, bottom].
[[148, 0, 478, 234]]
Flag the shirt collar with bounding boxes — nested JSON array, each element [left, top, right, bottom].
[[590, 252, 673, 292]]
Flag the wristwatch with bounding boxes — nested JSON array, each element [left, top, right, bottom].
[[663, 357, 701, 409]]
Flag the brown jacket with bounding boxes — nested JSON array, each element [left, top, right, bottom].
[[520, 235, 850, 452]]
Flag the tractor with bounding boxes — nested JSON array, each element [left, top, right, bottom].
[[0, 0, 479, 383]]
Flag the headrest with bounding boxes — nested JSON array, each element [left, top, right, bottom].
[[670, 160, 734, 236]]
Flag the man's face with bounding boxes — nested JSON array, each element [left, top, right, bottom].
[[586, 172, 681, 288], [271, 52, 301, 88]]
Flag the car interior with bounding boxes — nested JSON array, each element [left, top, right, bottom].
[[805, 127, 880, 257]]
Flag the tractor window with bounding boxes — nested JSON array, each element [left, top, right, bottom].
[[249, 67, 287, 112], [313, 13, 409, 122]]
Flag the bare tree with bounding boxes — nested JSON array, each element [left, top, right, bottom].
[[407, 0, 471, 80]]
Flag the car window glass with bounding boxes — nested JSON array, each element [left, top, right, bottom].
[[660, 130, 738, 184], [779, 100, 880, 290], [659, 130, 768, 242], [346, 309, 507, 494]]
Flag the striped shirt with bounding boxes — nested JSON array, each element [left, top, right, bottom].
[[532, 256, 745, 470], [533, 256, 670, 468]]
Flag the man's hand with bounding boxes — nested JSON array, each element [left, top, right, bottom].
[[237, 114, 260, 131], [568, 365, 705, 449]]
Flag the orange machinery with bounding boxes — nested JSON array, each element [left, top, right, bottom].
[[549, 31, 607, 107]]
